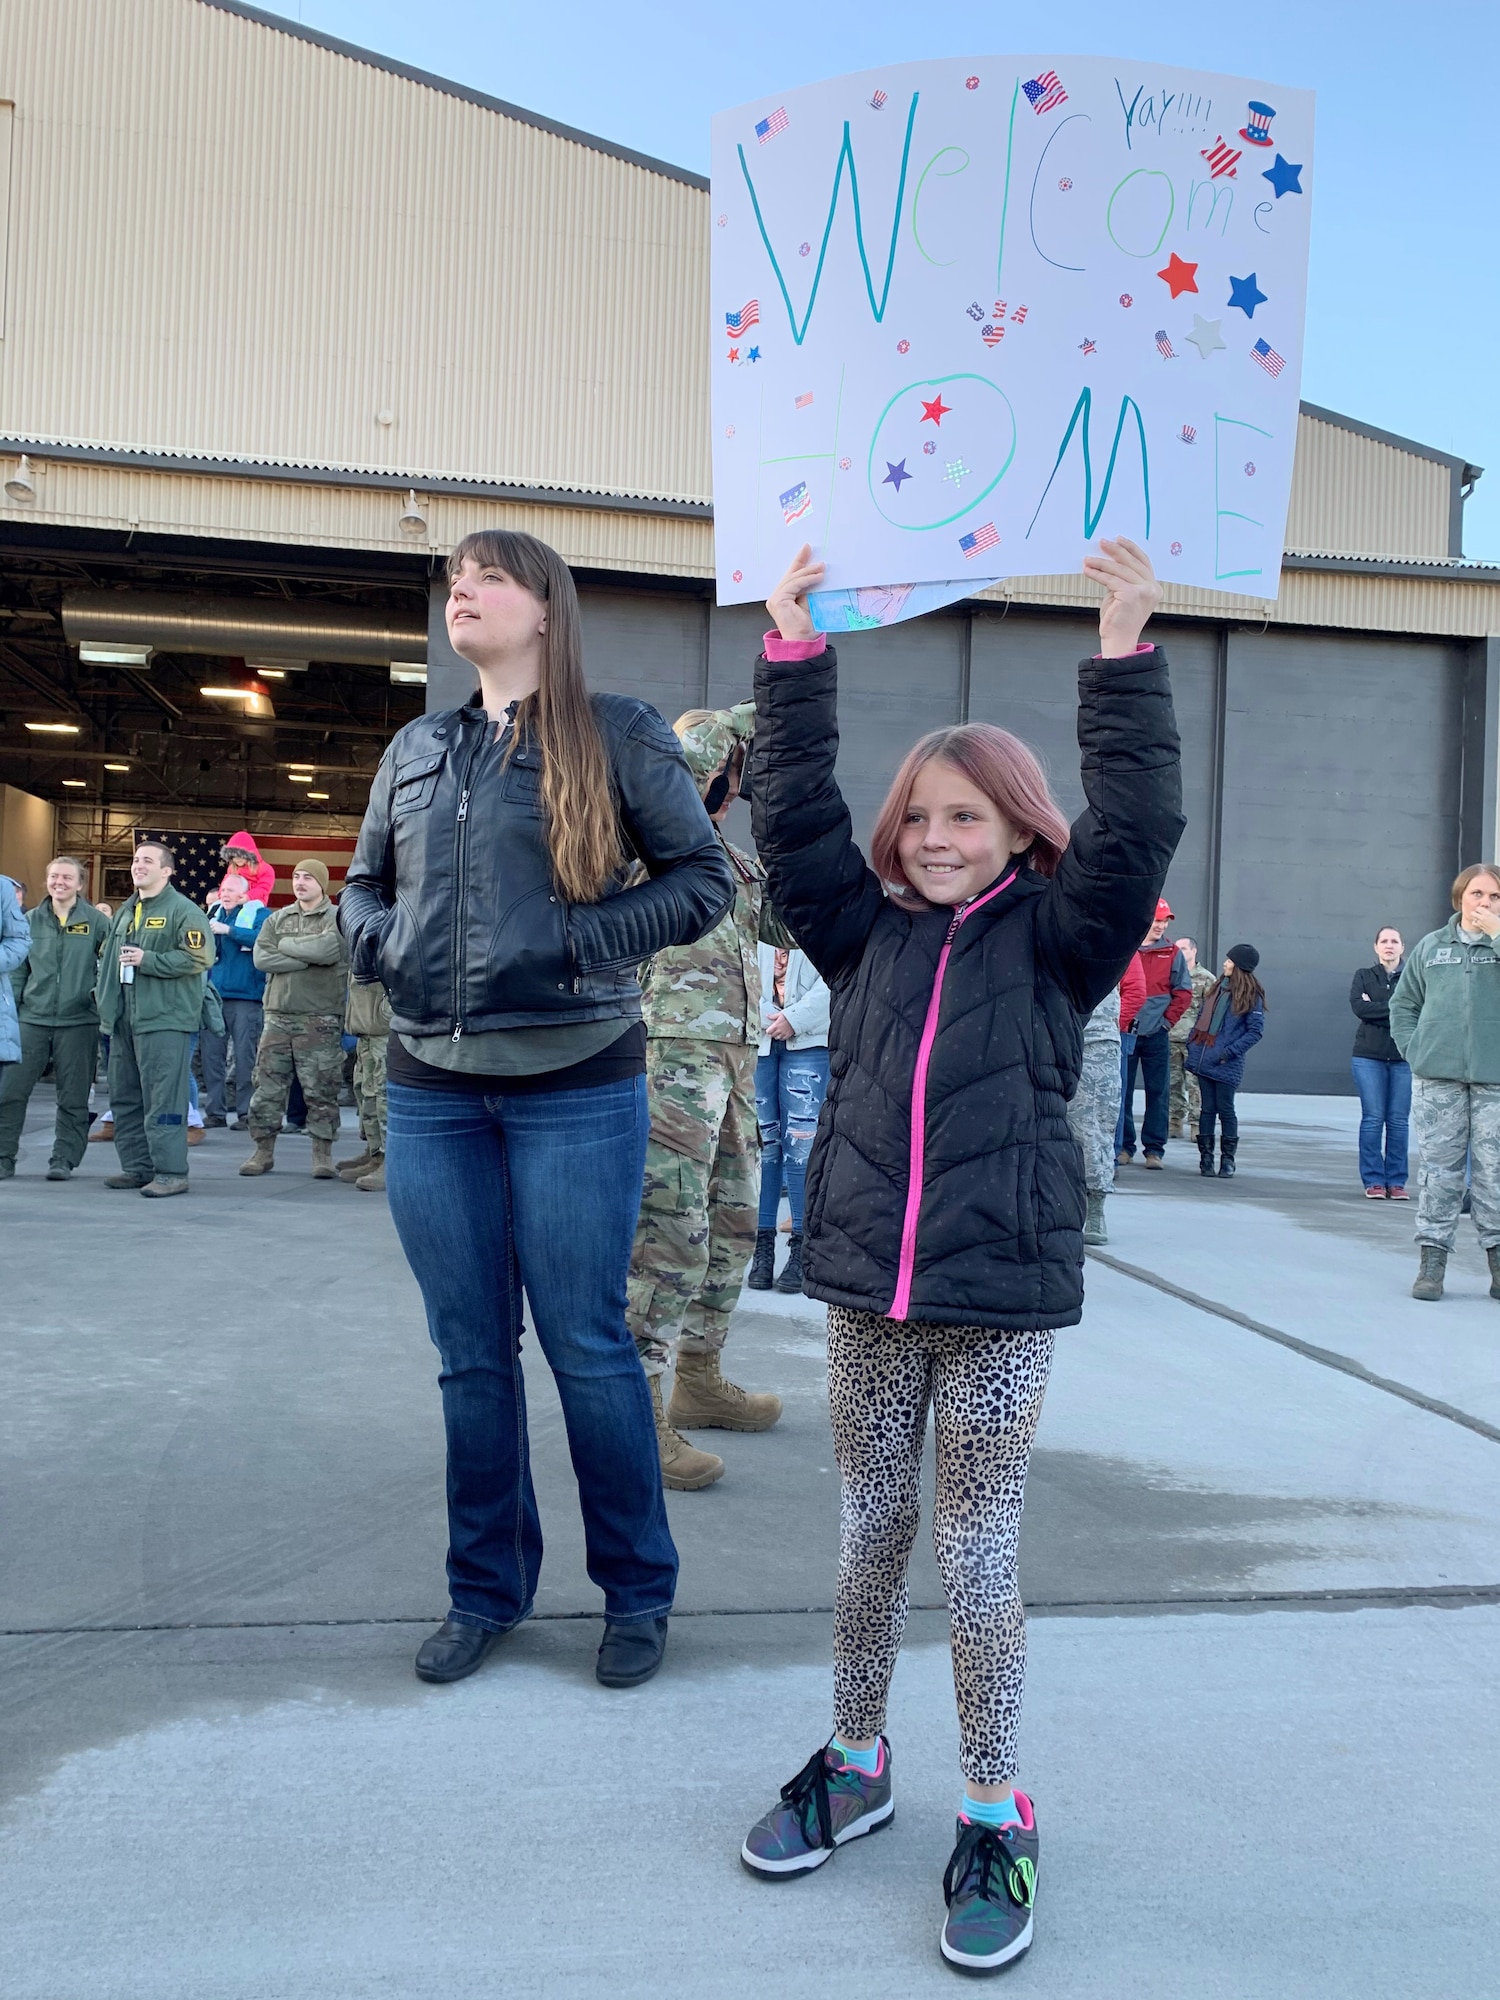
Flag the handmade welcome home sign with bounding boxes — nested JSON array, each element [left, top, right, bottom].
[[710, 56, 1314, 622]]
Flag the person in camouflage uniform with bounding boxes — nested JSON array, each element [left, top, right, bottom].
[[627, 699, 789, 1490], [241, 860, 351, 1180], [1066, 986, 1123, 1246], [340, 972, 391, 1191], [1168, 938, 1215, 1138]]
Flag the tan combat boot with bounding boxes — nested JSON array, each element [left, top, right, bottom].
[[649, 1376, 724, 1490], [239, 1136, 276, 1177], [669, 1349, 783, 1433], [311, 1137, 337, 1180], [355, 1154, 386, 1192], [336, 1148, 376, 1181]]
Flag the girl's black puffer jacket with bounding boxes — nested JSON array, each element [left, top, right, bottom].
[[751, 640, 1184, 1331]]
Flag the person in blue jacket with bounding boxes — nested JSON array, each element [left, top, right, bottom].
[[202, 871, 268, 1127], [1185, 943, 1266, 1178]]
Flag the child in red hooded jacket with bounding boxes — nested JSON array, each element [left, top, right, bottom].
[[219, 833, 275, 909]]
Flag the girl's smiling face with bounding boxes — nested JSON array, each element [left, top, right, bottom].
[[896, 758, 1028, 907]]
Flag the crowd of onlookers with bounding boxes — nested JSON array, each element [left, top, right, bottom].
[[4, 837, 1500, 1307]]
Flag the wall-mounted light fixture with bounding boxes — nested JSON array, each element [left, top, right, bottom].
[[398, 491, 428, 539], [4, 454, 36, 501]]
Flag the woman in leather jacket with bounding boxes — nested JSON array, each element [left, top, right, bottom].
[[340, 530, 732, 1694]]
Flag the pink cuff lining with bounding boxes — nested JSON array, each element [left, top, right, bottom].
[[1093, 642, 1156, 659], [763, 630, 828, 662]]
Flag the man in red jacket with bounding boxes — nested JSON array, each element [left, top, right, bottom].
[[1118, 898, 1193, 1167]]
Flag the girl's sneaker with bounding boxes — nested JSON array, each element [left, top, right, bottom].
[[740, 1738, 893, 1875], [940, 1796, 1038, 1973]]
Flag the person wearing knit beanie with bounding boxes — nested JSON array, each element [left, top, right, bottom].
[[292, 858, 330, 894], [1226, 943, 1259, 973]]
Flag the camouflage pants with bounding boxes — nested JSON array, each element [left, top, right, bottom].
[[248, 1011, 345, 1142], [1168, 1040, 1201, 1132], [353, 1033, 387, 1152], [626, 1039, 759, 1376], [1411, 1077, 1500, 1251], [1066, 1030, 1123, 1195]]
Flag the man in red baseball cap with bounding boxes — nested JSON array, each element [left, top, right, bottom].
[[1118, 897, 1194, 1169]]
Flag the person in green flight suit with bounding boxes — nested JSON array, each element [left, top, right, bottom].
[[94, 841, 215, 1197], [0, 855, 109, 1181]]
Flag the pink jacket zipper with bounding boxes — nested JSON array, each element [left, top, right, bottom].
[[888, 871, 1018, 1321]]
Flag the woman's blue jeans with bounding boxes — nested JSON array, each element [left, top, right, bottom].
[[384, 1076, 677, 1632], [1351, 1056, 1411, 1189], [755, 1043, 830, 1229]]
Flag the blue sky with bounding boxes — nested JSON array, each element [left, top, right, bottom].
[[287, 0, 1499, 558]]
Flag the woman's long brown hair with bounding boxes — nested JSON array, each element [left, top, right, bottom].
[[445, 530, 619, 903], [1225, 965, 1266, 1015]]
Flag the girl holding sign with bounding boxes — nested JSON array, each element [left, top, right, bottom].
[[739, 536, 1182, 1972]]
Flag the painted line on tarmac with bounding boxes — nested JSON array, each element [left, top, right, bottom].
[[7, 1582, 1500, 1639], [1087, 1248, 1500, 1446]]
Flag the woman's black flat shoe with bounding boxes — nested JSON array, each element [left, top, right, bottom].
[[414, 1616, 506, 1684], [596, 1616, 669, 1688]]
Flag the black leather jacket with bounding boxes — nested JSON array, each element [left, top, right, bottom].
[[339, 693, 734, 1036]]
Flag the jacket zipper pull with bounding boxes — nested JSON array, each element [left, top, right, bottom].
[[457, 789, 469, 822], [452, 1024, 463, 1042]]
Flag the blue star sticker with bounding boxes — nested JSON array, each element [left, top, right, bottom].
[[746, 345, 761, 362], [882, 458, 912, 491], [1228, 271, 1268, 318], [1262, 154, 1303, 199]]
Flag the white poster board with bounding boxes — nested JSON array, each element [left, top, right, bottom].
[[711, 56, 1314, 610]]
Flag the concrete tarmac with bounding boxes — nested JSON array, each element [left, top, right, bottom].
[[3, 1089, 1498, 1994]]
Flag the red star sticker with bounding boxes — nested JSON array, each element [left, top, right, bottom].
[[727, 346, 740, 362], [920, 394, 951, 425], [1156, 253, 1199, 300]]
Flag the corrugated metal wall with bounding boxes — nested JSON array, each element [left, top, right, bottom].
[[1284, 413, 1455, 560], [0, 0, 710, 502]]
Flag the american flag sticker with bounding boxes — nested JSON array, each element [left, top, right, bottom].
[[1251, 337, 1286, 377], [794, 391, 814, 409], [1155, 329, 1176, 359], [1009, 304, 1029, 324], [755, 106, 789, 144], [724, 300, 760, 337], [981, 324, 1005, 347], [1201, 135, 1241, 180], [1022, 71, 1068, 115], [959, 522, 1000, 559], [779, 481, 813, 525]]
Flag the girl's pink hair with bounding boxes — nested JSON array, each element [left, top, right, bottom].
[[869, 724, 1071, 899]]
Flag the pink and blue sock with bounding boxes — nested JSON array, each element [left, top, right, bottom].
[[830, 1735, 883, 1777], [960, 1788, 1028, 1830]]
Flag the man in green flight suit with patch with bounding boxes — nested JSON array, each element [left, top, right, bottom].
[[95, 840, 215, 1197]]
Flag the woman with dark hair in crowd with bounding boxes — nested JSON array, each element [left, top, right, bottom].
[[1350, 927, 1409, 1200], [1185, 945, 1267, 1177], [737, 535, 1182, 1973], [340, 529, 732, 1694]]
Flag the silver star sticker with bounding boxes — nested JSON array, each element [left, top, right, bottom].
[[1186, 314, 1226, 359]]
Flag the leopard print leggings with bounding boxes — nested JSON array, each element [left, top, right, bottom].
[[827, 1305, 1054, 1786]]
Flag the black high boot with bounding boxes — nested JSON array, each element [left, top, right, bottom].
[[746, 1228, 776, 1290], [1217, 1137, 1238, 1178], [774, 1231, 805, 1294], [1197, 1137, 1216, 1177]]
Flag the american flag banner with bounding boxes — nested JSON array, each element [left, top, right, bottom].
[[959, 522, 1000, 559], [1155, 329, 1176, 358], [135, 829, 360, 907], [1201, 135, 1241, 179], [1250, 337, 1286, 377], [1022, 71, 1068, 115], [724, 299, 760, 336], [755, 106, 789, 144]]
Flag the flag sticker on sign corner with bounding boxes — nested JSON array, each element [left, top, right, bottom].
[[959, 522, 1000, 559], [755, 106, 789, 144], [779, 481, 813, 525]]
